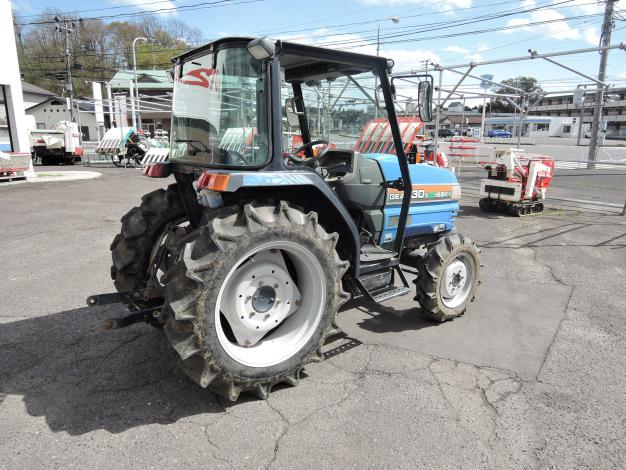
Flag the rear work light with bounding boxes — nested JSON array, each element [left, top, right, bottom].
[[197, 172, 230, 192]]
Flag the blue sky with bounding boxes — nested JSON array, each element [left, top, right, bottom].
[[11, 0, 626, 96]]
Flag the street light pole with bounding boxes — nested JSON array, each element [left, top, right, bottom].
[[132, 36, 148, 131], [374, 16, 399, 118]]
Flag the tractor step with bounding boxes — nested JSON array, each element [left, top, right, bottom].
[[360, 243, 395, 262], [371, 285, 411, 303]]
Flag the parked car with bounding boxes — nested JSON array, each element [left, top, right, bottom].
[[438, 128, 455, 138], [487, 129, 512, 138]]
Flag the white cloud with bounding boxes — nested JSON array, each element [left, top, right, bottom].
[[556, 0, 604, 15], [501, 7, 589, 42], [110, 0, 178, 15], [536, 9, 580, 40], [357, 0, 472, 14], [10, 0, 35, 13], [280, 30, 440, 72], [583, 26, 600, 46], [444, 45, 470, 54], [444, 43, 488, 62], [502, 17, 531, 33]]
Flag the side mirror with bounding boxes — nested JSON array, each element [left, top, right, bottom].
[[418, 81, 433, 122], [284, 98, 301, 128], [391, 73, 434, 122]]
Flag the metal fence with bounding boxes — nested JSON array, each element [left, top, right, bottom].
[[82, 141, 113, 166]]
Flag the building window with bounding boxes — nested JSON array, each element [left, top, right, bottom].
[[563, 125, 571, 133], [536, 123, 549, 131], [37, 123, 46, 129], [0, 86, 13, 152]]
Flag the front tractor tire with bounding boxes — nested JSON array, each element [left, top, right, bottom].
[[163, 202, 350, 401], [415, 233, 480, 322], [110, 184, 186, 302]]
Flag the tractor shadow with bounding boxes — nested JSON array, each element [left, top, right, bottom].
[[1, 297, 439, 436], [0, 305, 229, 435], [339, 297, 440, 334]]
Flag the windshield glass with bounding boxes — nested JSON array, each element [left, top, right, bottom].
[[170, 47, 269, 167], [281, 71, 423, 158]]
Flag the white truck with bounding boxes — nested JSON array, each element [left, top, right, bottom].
[[31, 121, 82, 165]]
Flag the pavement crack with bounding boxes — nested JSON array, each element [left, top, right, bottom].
[[263, 377, 362, 470], [202, 426, 236, 469], [427, 360, 461, 422], [536, 284, 575, 381], [263, 400, 291, 470]]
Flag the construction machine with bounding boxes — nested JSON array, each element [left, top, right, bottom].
[[479, 148, 555, 216], [90, 37, 480, 401]]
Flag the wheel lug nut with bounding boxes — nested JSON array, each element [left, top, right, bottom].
[[259, 281, 264, 286], [274, 283, 279, 289], [295, 299, 301, 306], [249, 312, 255, 317]]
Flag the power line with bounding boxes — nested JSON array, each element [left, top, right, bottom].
[[16, 0, 264, 26], [17, 0, 183, 18], [317, 12, 605, 49], [312, 0, 590, 47]]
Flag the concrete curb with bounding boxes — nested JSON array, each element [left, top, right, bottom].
[[29, 171, 102, 183]]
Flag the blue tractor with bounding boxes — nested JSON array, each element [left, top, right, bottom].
[[97, 37, 480, 401]]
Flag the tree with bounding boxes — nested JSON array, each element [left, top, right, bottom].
[[15, 12, 202, 96], [489, 76, 543, 113]]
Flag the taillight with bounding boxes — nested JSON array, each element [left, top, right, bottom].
[[197, 172, 230, 192]]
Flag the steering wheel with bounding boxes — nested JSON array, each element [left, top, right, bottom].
[[286, 139, 331, 165], [219, 148, 247, 166]]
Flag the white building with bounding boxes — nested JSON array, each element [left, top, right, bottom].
[[485, 115, 579, 138], [0, 0, 30, 153], [108, 70, 173, 135], [25, 94, 103, 142]]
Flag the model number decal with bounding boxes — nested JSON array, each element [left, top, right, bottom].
[[389, 189, 452, 200], [388, 185, 453, 203]]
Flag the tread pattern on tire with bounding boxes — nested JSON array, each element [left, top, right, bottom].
[[414, 233, 481, 322], [162, 201, 350, 401], [110, 183, 185, 295]]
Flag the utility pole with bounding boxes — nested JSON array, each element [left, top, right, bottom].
[[55, 16, 78, 123], [574, 85, 586, 146], [587, 0, 616, 167]]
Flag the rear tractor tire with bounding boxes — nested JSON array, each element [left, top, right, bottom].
[[110, 184, 186, 305], [415, 233, 480, 322], [163, 201, 350, 401]]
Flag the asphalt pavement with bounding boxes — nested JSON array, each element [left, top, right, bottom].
[[0, 164, 624, 469]]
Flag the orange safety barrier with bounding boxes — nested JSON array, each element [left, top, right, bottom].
[[448, 137, 479, 160]]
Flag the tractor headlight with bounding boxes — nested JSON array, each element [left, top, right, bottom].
[[451, 184, 462, 200]]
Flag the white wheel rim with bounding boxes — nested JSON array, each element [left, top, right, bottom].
[[215, 241, 326, 368], [439, 253, 474, 309]]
